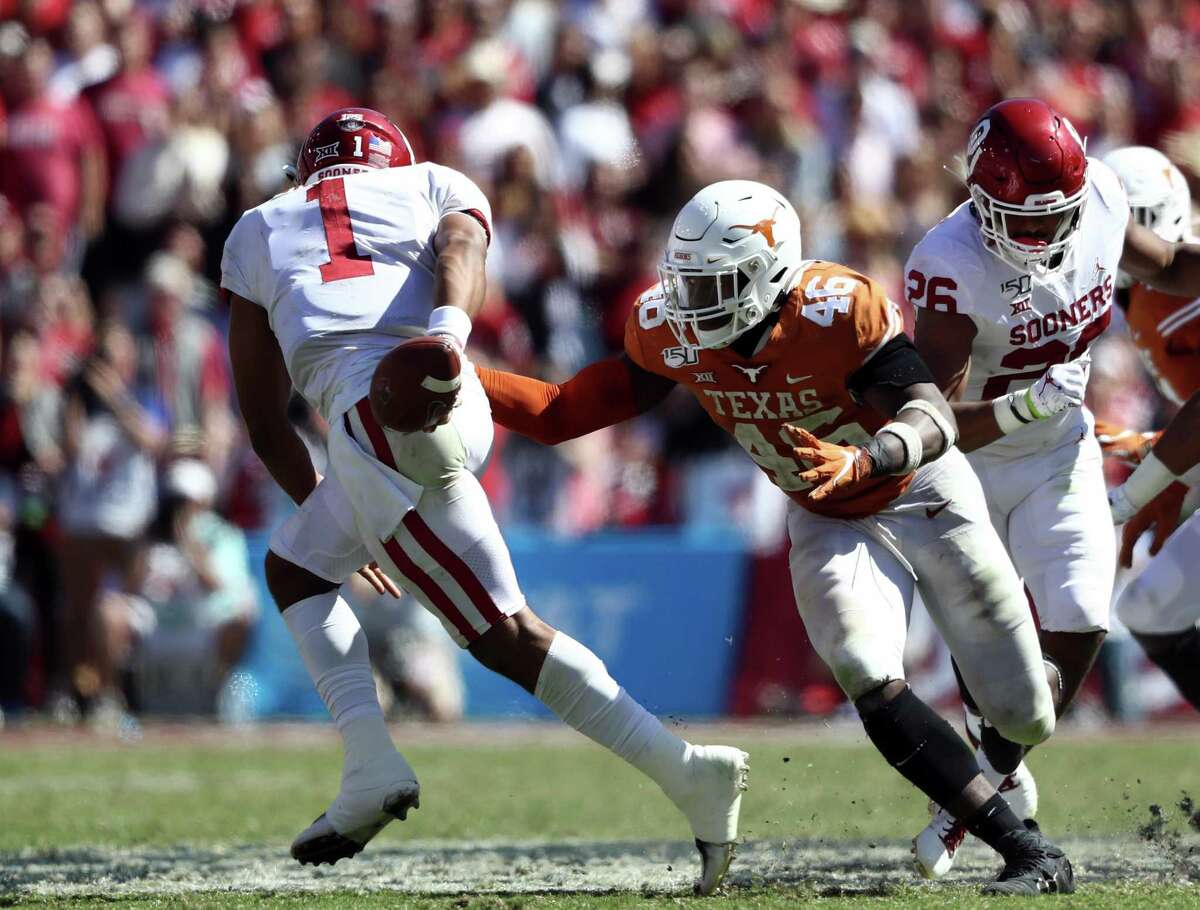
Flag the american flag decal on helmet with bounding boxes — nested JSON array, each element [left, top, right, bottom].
[[369, 135, 393, 156]]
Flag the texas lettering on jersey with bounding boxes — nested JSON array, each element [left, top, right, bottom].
[[624, 262, 908, 519]]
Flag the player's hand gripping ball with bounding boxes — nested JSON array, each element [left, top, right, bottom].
[[370, 336, 462, 433]]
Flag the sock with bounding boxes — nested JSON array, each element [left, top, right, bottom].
[[534, 632, 688, 792], [859, 684, 982, 811], [964, 792, 1025, 857], [980, 721, 1027, 776], [283, 591, 394, 770]]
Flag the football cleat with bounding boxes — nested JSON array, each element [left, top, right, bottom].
[[996, 760, 1039, 822], [912, 804, 967, 879], [660, 745, 749, 895], [291, 752, 420, 866], [981, 820, 1075, 895], [694, 838, 736, 897], [911, 761, 1039, 879]]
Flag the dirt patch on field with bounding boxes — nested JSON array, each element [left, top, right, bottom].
[[0, 837, 1188, 900]]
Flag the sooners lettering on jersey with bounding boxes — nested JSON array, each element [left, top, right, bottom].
[[624, 261, 909, 518], [1126, 284, 1200, 406], [905, 157, 1129, 458], [220, 163, 491, 424]]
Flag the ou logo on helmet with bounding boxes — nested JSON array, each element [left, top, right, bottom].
[[966, 118, 991, 177]]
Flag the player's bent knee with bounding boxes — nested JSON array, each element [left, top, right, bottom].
[[826, 641, 904, 704], [983, 695, 1055, 746]]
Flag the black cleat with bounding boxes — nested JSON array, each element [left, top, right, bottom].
[[291, 785, 420, 866], [981, 820, 1075, 895]]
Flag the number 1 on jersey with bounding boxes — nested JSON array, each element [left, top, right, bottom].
[[307, 178, 374, 283]]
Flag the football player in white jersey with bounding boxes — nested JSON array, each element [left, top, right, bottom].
[[1108, 389, 1200, 652], [1098, 145, 1200, 712], [222, 108, 748, 893], [905, 98, 1200, 876]]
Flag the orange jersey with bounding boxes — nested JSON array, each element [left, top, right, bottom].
[[624, 260, 909, 519], [1126, 283, 1200, 406]]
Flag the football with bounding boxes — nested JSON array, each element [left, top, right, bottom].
[[369, 335, 462, 433]]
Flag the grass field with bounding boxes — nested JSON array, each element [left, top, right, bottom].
[[2, 722, 1199, 908]]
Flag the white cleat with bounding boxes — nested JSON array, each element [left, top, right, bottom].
[[291, 752, 420, 866], [911, 760, 1039, 879], [661, 745, 749, 895], [995, 759, 1038, 822], [912, 803, 967, 879]]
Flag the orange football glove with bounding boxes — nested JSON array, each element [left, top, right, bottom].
[[785, 425, 875, 502], [1094, 418, 1159, 466], [1118, 480, 1187, 569]]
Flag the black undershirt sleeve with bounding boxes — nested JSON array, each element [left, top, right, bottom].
[[846, 334, 936, 403]]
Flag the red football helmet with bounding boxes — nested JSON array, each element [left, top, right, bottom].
[[295, 107, 415, 185], [965, 98, 1088, 273]]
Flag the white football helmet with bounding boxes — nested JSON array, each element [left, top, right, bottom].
[[659, 180, 804, 350], [1102, 145, 1192, 243]]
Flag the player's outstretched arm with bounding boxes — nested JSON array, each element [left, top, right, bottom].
[[914, 307, 1086, 452], [1110, 388, 1200, 524], [1120, 221, 1200, 297], [228, 293, 320, 506], [478, 354, 675, 446]]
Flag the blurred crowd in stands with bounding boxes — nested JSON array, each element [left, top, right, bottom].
[[1, 0, 1197, 726]]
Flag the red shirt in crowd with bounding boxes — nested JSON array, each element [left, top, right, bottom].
[[0, 93, 103, 229], [89, 69, 171, 186]]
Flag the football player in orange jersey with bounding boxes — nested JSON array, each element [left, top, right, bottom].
[[479, 181, 1076, 895], [1096, 146, 1200, 710]]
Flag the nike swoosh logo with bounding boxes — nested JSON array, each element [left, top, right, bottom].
[[925, 500, 951, 519], [786, 374, 812, 384]]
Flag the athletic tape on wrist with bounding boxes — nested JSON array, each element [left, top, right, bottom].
[[1124, 451, 1179, 510], [898, 400, 957, 455], [427, 306, 472, 349], [877, 421, 923, 474], [993, 392, 1031, 435]]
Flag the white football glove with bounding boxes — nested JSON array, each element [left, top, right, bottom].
[[1016, 359, 1089, 421]]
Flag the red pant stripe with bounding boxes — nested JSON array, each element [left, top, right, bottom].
[[380, 536, 477, 642], [402, 511, 504, 626], [354, 398, 398, 472]]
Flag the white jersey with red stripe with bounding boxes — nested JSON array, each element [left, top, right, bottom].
[[905, 158, 1129, 460], [220, 162, 491, 424]]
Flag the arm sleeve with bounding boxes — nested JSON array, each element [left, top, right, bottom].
[[431, 164, 493, 245], [847, 334, 936, 399], [477, 357, 652, 446]]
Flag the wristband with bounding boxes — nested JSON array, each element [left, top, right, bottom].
[[992, 394, 1024, 435], [875, 421, 924, 475], [898, 400, 957, 455], [427, 306, 472, 349], [1123, 451, 1178, 512]]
